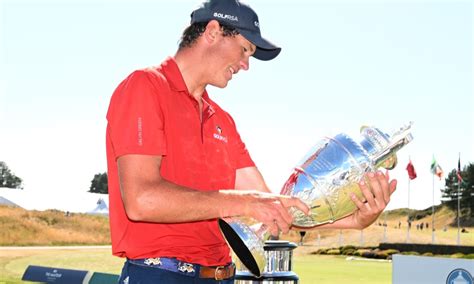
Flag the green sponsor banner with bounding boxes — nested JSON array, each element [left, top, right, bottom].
[[88, 272, 120, 284]]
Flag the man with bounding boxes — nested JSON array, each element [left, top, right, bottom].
[[106, 0, 397, 283]]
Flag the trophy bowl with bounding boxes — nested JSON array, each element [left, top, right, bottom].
[[219, 123, 414, 277]]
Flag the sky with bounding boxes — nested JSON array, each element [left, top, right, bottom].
[[0, 0, 472, 212]]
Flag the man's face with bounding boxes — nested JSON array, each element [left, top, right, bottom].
[[207, 31, 256, 88]]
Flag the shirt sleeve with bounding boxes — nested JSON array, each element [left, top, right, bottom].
[[106, 70, 166, 159]]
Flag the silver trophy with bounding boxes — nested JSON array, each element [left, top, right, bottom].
[[218, 123, 414, 277]]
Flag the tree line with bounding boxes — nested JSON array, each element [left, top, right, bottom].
[[441, 162, 474, 226], [0, 161, 23, 189]]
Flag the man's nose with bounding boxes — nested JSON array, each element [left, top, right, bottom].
[[239, 57, 249, 71]]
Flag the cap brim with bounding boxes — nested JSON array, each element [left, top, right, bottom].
[[238, 29, 281, 61]]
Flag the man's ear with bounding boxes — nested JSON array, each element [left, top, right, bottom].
[[203, 20, 221, 44]]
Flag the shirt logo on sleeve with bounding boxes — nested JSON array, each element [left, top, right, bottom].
[[137, 117, 143, 146], [213, 125, 228, 143]]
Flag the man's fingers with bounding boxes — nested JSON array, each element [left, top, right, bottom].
[[350, 192, 367, 211], [359, 178, 376, 208], [376, 171, 391, 204], [264, 213, 290, 235], [389, 179, 397, 195], [252, 192, 309, 215], [272, 201, 293, 225], [275, 216, 291, 234], [267, 220, 280, 236], [367, 172, 384, 207], [279, 196, 310, 215]]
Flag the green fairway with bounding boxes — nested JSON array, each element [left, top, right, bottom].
[[294, 254, 391, 284], [0, 247, 393, 284]]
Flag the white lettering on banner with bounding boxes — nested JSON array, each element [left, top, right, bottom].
[[45, 272, 62, 278], [213, 12, 238, 21], [45, 269, 62, 279]]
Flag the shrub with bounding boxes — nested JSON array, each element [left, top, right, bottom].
[[361, 251, 377, 258], [311, 248, 329, 255], [327, 249, 340, 255], [339, 245, 356, 251], [319, 249, 328, 255], [354, 249, 371, 257], [422, 252, 434, 257], [401, 251, 420, 256], [382, 249, 400, 256], [374, 251, 389, 259], [342, 248, 356, 255], [451, 253, 465, 259]]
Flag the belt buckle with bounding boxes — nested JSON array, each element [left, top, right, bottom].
[[214, 266, 225, 280]]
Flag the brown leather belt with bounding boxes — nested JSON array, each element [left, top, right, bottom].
[[199, 263, 235, 280]]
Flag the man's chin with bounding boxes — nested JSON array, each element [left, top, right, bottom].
[[210, 81, 230, 89]]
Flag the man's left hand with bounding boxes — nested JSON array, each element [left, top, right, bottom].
[[349, 171, 397, 229]]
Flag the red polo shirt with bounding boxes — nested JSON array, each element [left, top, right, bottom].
[[106, 57, 255, 266]]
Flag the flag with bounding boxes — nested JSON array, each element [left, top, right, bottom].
[[430, 156, 443, 180], [406, 160, 417, 180], [457, 155, 463, 182]]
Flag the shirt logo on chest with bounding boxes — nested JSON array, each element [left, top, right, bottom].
[[213, 125, 228, 143]]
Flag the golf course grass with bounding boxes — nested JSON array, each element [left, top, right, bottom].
[[294, 254, 391, 284], [0, 247, 392, 284]]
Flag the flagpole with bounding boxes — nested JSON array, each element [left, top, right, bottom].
[[432, 173, 435, 244], [407, 177, 411, 243], [338, 229, 343, 247], [405, 157, 417, 243], [382, 170, 388, 243], [457, 178, 461, 245], [457, 152, 461, 245]]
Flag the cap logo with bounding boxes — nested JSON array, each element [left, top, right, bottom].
[[254, 21, 259, 28], [213, 12, 238, 22]]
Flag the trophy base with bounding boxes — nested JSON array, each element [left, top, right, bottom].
[[235, 271, 299, 283]]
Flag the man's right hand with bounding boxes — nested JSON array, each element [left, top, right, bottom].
[[220, 190, 310, 236]]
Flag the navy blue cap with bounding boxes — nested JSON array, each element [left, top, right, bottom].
[[190, 0, 281, 61]]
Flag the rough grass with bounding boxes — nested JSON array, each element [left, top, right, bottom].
[[0, 204, 472, 248], [1, 204, 472, 247], [0, 206, 110, 246]]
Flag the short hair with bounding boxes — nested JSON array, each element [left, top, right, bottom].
[[178, 21, 240, 50]]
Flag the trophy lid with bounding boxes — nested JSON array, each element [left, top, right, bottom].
[[360, 122, 414, 169]]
